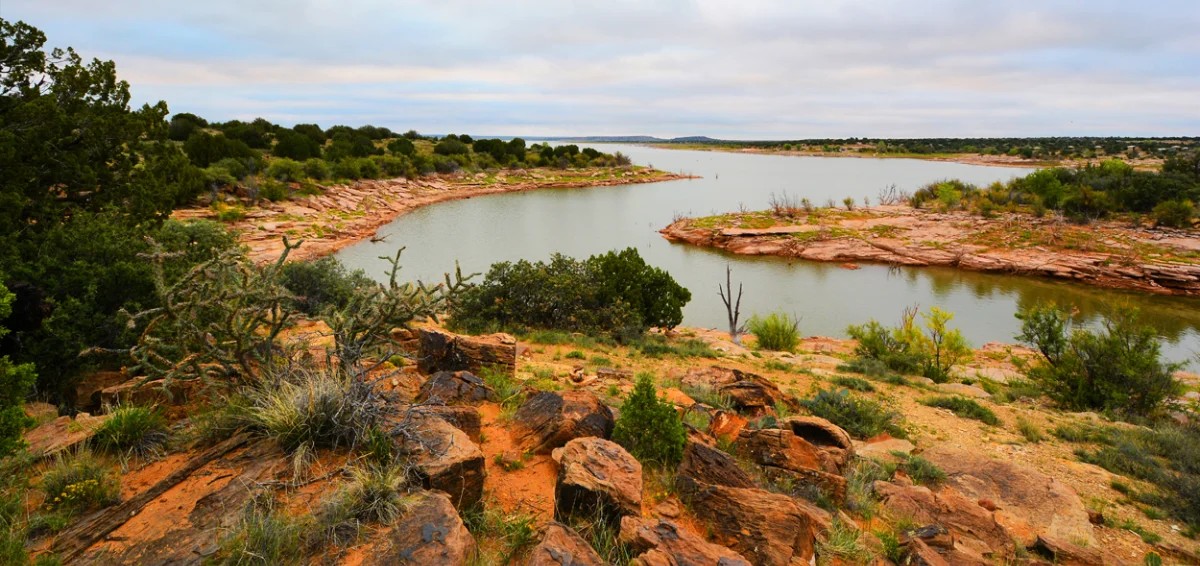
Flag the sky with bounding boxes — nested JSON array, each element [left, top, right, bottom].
[[5, 0, 1199, 138]]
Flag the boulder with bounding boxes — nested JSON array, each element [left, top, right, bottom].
[[23, 402, 57, 425], [874, 481, 1014, 559], [411, 404, 482, 443], [708, 410, 747, 440], [416, 371, 495, 404], [619, 516, 752, 566], [513, 390, 614, 454], [921, 444, 1095, 547], [417, 328, 516, 375], [554, 437, 642, 523], [396, 412, 486, 510], [24, 414, 109, 458], [1031, 535, 1103, 566], [760, 465, 847, 506], [361, 490, 476, 566], [681, 366, 798, 415], [736, 427, 832, 474], [526, 522, 606, 566], [677, 477, 825, 566], [780, 416, 856, 471], [677, 440, 756, 489]]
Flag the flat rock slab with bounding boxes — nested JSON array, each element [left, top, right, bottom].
[[856, 437, 915, 463], [677, 440, 757, 489], [678, 478, 826, 566], [25, 414, 109, 458], [416, 328, 516, 375], [921, 444, 1096, 547]]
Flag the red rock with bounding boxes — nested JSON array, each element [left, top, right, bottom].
[[513, 390, 614, 454], [527, 522, 605, 566], [554, 437, 642, 523], [620, 516, 751, 566]]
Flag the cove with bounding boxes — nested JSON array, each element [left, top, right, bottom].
[[335, 144, 1200, 362]]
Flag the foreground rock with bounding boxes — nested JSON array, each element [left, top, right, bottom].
[[554, 437, 642, 523], [513, 390, 615, 454], [735, 427, 847, 504], [678, 477, 826, 566], [677, 439, 757, 489], [395, 412, 486, 509], [359, 490, 476, 566], [417, 328, 517, 375], [416, 370, 495, 404], [620, 516, 752, 566], [875, 481, 1014, 560], [681, 366, 799, 414], [526, 522, 606, 566], [410, 404, 483, 443], [922, 444, 1096, 547]]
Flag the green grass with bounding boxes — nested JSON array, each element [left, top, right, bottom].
[[314, 463, 413, 545], [921, 396, 1001, 426], [565, 350, 586, 360], [93, 405, 170, 456], [480, 365, 525, 420], [462, 503, 537, 563], [215, 494, 306, 565], [831, 376, 875, 392], [681, 385, 734, 411], [747, 312, 801, 352], [1016, 416, 1045, 443], [800, 389, 906, 439], [816, 518, 868, 563], [1074, 423, 1200, 528], [1053, 422, 1114, 444], [892, 452, 947, 486], [1106, 517, 1162, 544], [588, 355, 613, 367], [844, 458, 891, 519], [40, 450, 119, 514]]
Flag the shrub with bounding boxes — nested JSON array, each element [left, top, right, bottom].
[[450, 248, 690, 338], [920, 396, 1000, 426], [387, 138, 415, 156], [271, 129, 322, 161], [1016, 303, 1183, 417], [40, 450, 120, 513], [1073, 423, 1200, 527], [894, 453, 947, 485], [316, 463, 412, 545], [831, 376, 875, 392], [265, 158, 306, 183], [243, 368, 384, 453], [0, 283, 36, 456], [433, 138, 470, 156], [1152, 199, 1194, 228], [215, 494, 306, 566], [92, 405, 169, 456], [847, 306, 970, 382], [279, 256, 378, 315], [302, 158, 331, 181], [356, 157, 381, 179], [800, 389, 905, 439], [331, 158, 362, 180], [1016, 416, 1044, 443], [461, 504, 537, 564], [747, 312, 800, 352], [611, 375, 687, 468], [258, 180, 289, 202]]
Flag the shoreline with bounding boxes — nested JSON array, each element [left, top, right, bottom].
[[173, 167, 697, 264], [641, 144, 1167, 170], [660, 206, 1200, 297]]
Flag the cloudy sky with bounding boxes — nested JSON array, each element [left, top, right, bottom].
[[6, 0, 1199, 138]]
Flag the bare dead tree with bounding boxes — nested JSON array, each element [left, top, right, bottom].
[[718, 265, 746, 345]]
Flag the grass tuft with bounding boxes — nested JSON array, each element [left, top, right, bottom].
[[920, 396, 1001, 426], [800, 389, 906, 440], [93, 405, 170, 457]]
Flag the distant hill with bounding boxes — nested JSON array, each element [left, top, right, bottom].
[[528, 135, 725, 143]]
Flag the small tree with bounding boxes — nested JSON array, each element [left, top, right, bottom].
[[611, 374, 686, 467], [1016, 303, 1184, 417], [0, 277, 37, 455], [718, 265, 746, 345]]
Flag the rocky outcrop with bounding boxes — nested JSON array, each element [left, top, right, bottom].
[[921, 444, 1095, 547], [619, 516, 752, 566], [875, 481, 1014, 560], [1031, 535, 1104, 566], [526, 522, 606, 566], [417, 328, 516, 375], [24, 413, 109, 458], [99, 377, 201, 409], [360, 490, 476, 566], [73, 371, 128, 411], [554, 438, 642, 523], [677, 477, 826, 566], [680, 366, 799, 415], [416, 370, 495, 404], [513, 390, 614, 454], [395, 412, 486, 509], [677, 439, 757, 489], [410, 404, 483, 443]]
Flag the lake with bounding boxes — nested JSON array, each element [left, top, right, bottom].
[[335, 144, 1200, 362]]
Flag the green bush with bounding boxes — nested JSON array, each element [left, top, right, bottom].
[[271, 129, 322, 161], [0, 282, 36, 456], [847, 306, 970, 382], [387, 138, 415, 156], [257, 180, 289, 202], [279, 256, 378, 315], [920, 396, 1000, 426], [450, 248, 691, 338], [894, 453, 947, 485], [433, 138, 470, 156], [265, 158, 306, 183], [356, 157, 381, 179], [1016, 303, 1183, 417], [184, 132, 260, 168], [747, 312, 800, 352], [800, 389, 905, 439], [1152, 200, 1194, 228], [611, 375, 687, 467], [1073, 423, 1200, 527], [40, 450, 119, 513], [92, 405, 169, 456], [302, 158, 331, 181], [331, 158, 362, 180], [831, 376, 875, 392]]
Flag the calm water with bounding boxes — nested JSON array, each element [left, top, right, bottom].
[[336, 144, 1200, 362]]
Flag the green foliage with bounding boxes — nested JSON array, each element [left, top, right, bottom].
[[461, 504, 537, 564], [893, 452, 947, 485], [184, 131, 260, 168], [40, 450, 119, 513], [1016, 304, 1183, 417], [845, 458, 890, 518], [433, 138, 470, 156], [847, 306, 970, 382], [387, 137, 415, 156], [681, 385, 733, 411], [1152, 199, 1194, 228], [450, 248, 690, 338], [800, 389, 905, 439], [258, 180, 289, 202], [215, 494, 306, 566], [167, 112, 207, 141], [0, 280, 35, 456], [92, 405, 169, 456], [271, 129, 322, 161], [611, 375, 687, 468], [816, 518, 868, 564], [265, 158, 306, 183], [315, 463, 412, 545], [1016, 416, 1045, 443], [279, 256, 378, 315], [920, 396, 1000, 426], [302, 158, 331, 181], [747, 312, 800, 352], [831, 376, 875, 392], [242, 367, 384, 454]]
